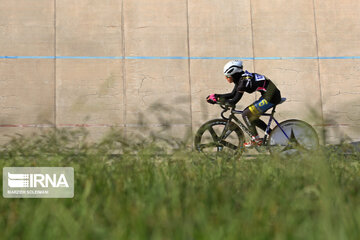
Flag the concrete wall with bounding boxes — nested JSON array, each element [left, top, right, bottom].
[[0, 0, 359, 144]]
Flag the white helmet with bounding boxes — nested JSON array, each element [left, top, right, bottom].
[[223, 60, 243, 77]]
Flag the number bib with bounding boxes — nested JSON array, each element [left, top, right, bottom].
[[249, 97, 275, 115]]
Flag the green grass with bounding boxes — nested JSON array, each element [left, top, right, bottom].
[[0, 128, 359, 240]]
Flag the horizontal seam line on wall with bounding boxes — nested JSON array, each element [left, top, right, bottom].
[[0, 123, 356, 128], [0, 124, 192, 128]]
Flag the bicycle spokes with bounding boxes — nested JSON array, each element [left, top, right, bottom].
[[194, 119, 245, 159], [203, 127, 237, 151], [208, 126, 219, 142], [197, 142, 218, 151], [269, 120, 319, 155], [219, 140, 238, 150], [281, 130, 303, 152]]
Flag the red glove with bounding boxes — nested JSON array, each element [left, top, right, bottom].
[[206, 94, 217, 104]]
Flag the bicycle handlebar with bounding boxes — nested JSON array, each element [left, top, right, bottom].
[[217, 103, 233, 120], [220, 104, 227, 110], [217, 102, 236, 111], [221, 109, 229, 120]]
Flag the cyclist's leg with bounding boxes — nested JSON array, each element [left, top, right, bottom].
[[254, 96, 275, 110], [253, 118, 268, 133], [242, 107, 258, 136], [242, 106, 262, 147], [253, 97, 274, 133], [242, 97, 275, 135]]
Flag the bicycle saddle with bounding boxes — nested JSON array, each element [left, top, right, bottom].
[[279, 98, 287, 104]]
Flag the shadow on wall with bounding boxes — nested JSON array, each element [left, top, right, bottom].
[[1, 101, 359, 156], [321, 97, 360, 144], [0, 77, 358, 148], [128, 97, 193, 147], [289, 100, 360, 145], [71, 74, 118, 113], [0, 100, 195, 155]]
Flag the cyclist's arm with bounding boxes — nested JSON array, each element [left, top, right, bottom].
[[217, 82, 245, 105], [215, 84, 238, 100], [226, 90, 244, 105], [215, 83, 239, 102]]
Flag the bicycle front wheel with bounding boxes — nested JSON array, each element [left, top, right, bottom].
[[268, 119, 319, 155], [194, 119, 245, 159]]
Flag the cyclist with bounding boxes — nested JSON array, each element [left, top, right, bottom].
[[206, 60, 282, 148]]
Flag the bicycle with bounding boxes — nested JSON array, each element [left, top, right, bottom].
[[194, 98, 319, 158]]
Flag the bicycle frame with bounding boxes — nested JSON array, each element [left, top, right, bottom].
[[219, 105, 290, 144]]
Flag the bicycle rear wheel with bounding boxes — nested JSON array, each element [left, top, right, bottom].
[[268, 119, 319, 155], [194, 119, 245, 159]]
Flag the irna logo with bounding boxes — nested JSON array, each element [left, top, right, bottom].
[[8, 173, 69, 188], [3, 167, 74, 198]]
